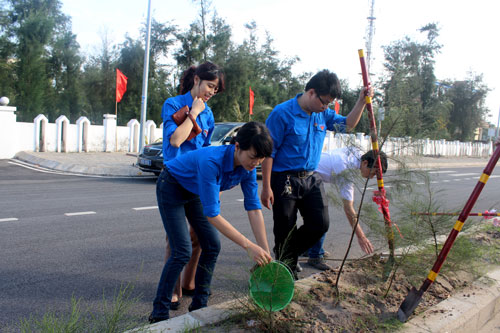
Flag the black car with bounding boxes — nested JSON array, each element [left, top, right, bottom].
[[136, 122, 244, 176], [136, 141, 164, 176]]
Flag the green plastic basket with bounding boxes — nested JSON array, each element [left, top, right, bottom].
[[248, 261, 295, 312]]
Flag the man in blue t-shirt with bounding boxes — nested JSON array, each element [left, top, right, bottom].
[[261, 69, 372, 278]]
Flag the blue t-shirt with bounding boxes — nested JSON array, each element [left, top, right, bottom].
[[166, 145, 261, 217], [162, 91, 215, 163], [265, 93, 347, 172]]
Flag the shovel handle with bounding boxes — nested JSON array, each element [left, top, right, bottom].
[[419, 143, 500, 293]]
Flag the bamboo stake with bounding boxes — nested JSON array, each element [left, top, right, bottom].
[[358, 49, 395, 261]]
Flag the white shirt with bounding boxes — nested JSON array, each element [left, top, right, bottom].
[[315, 147, 361, 201]]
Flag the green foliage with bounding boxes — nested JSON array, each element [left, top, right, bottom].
[[444, 73, 490, 141], [18, 283, 144, 333], [381, 24, 442, 138], [48, 29, 84, 122], [380, 23, 490, 140], [80, 33, 118, 124], [7, 0, 65, 120], [116, 36, 146, 123], [20, 297, 84, 333], [358, 155, 491, 288], [0, 2, 492, 137]]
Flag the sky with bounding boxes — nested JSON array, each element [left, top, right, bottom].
[[61, 0, 500, 126]]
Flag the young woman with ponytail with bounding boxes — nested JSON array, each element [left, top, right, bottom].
[[158, 61, 225, 312]]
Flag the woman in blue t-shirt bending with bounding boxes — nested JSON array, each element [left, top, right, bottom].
[[150, 122, 273, 324]]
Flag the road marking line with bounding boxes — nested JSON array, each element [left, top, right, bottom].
[[443, 180, 450, 182], [64, 211, 96, 216], [428, 170, 455, 174], [236, 199, 244, 202], [451, 173, 478, 177], [416, 182, 425, 185], [0, 218, 18, 222], [133, 206, 158, 211]]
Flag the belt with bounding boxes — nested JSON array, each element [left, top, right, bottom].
[[275, 170, 314, 179]]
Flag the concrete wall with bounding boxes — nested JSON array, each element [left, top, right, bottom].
[[0, 106, 162, 159], [0, 105, 494, 159], [0, 105, 19, 159]]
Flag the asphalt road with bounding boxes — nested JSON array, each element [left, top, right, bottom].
[[1, 159, 499, 329]]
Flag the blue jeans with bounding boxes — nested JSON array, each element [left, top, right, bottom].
[[308, 233, 326, 258], [151, 169, 221, 319]]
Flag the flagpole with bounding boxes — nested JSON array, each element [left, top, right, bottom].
[[115, 100, 118, 152], [138, 0, 152, 153]]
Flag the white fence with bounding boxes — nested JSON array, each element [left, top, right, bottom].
[[323, 133, 494, 157], [0, 105, 494, 159], [0, 105, 163, 159]]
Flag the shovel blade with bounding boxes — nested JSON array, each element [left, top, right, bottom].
[[397, 287, 423, 322]]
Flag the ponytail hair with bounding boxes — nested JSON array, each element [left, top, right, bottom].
[[179, 61, 225, 94]]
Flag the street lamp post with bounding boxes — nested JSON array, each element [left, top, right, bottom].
[[138, 0, 152, 153]]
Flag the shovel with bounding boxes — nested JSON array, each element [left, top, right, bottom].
[[397, 143, 500, 322]]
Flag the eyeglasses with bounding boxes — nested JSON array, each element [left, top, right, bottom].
[[316, 93, 335, 109]]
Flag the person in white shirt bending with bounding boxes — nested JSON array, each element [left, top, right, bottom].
[[306, 147, 388, 270]]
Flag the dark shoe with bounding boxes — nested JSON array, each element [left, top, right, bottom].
[[188, 303, 205, 312], [296, 262, 303, 272], [170, 301, 180, 310], [182, 287, 195, 296], [307, 257, 332, 271], [148, 314, 169, 324]]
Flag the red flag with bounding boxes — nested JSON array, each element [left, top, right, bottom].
[[334, 100, 340, 112], [116, 69, 128, 103], [249, 87, 255, 115]]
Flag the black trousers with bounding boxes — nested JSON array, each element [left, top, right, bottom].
[[271, 171, 330, 271]]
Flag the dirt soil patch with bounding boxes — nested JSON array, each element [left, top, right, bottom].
[[219, 228, 500, 332]]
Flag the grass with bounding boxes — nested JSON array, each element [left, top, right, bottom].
[[18, 283, 146, 333], [19, 298, 84, 333]]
